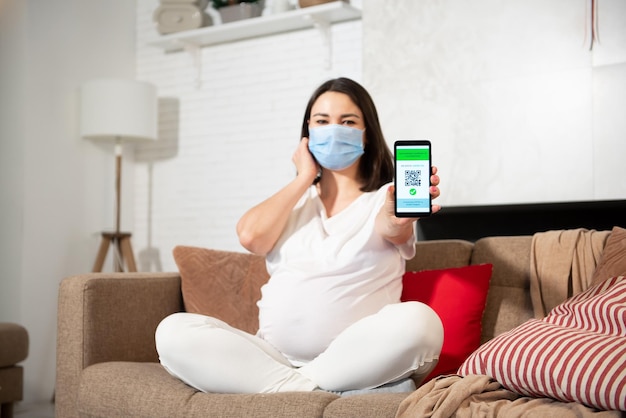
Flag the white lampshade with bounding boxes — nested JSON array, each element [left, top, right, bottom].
[[80, 79, 157, 141]]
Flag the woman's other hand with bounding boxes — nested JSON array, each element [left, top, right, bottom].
[[293, 137, 319, 184]]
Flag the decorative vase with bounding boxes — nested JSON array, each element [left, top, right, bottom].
[[218, 2, 263, 23]]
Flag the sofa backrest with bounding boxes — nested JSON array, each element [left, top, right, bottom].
[[409, 236, 535, 344], [187, 238, 532, 344], [406, 239, 474, 272], [471, 236, 534, 343]]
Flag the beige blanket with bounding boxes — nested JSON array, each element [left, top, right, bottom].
[[529, 228, 610, 318], [395, 375, 622, 418]]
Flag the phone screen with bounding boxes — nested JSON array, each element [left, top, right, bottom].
[[394, 140, 432, 217]]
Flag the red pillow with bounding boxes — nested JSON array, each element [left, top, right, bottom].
[[401, 264, 493, 381]]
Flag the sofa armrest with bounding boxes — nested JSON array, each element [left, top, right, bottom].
[[56, 273, 182, 418]]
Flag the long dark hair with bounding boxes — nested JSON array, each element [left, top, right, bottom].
[[301, 78, 394, 192]]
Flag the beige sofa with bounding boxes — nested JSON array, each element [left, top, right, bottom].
[[56, 235, 618, 417]]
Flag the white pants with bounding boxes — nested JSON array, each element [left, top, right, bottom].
[[155, 301, 443, 394]]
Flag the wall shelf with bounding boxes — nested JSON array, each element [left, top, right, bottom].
[[148, 1, 362, 53]]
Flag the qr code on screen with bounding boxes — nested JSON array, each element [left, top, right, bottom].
[[405, 170, 421, 187]]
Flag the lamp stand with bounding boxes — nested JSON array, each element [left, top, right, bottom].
[[92, 138, 137, 272]]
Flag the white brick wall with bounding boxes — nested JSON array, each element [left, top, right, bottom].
[[134, 0, 362, 272]]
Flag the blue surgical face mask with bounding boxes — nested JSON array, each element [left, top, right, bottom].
[[308, 124, 365, 171]]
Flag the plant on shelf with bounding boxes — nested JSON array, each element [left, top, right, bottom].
[[211, 0, 259, 8]]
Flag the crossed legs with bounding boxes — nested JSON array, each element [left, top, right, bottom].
[[155, 301, 443, 394]]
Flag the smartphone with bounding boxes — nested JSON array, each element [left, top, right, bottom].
[[394, 140, 432, 217]]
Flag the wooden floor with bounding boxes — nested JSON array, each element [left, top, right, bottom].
[[14, 401, 55, 418]]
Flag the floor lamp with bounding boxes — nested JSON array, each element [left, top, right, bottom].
[[80, 79, 157, 272]]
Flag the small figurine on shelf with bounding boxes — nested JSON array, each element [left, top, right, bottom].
[[153, 0, 213, 35], [261, 0, 293, 14]]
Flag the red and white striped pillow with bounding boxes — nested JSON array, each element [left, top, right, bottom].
[[458, 275, 626, 411]]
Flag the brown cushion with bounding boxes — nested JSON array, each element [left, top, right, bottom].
[[173, 246, 269, 335], [323, 392, 408, 418], [590, 226, 626, 286]]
